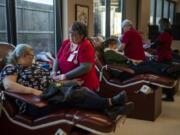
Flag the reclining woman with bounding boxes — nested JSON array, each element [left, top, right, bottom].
[[0, 44, 133, 119]]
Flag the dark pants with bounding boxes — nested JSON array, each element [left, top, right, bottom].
[[173, 52, 180, 63], [25, 103, 58, 118], [130, 61, 171, 76], [25, 87, 109, 117], [73, 87, 109, 110]]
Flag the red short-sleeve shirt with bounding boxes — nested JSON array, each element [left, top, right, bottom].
[[156, 32, 173, 62], [121, 28, 145, 61], [57, 39, 99, 91]]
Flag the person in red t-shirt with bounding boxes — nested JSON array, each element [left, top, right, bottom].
[[52, 21, 99, 91], [118, 20, 179, 80], [151, 18, 173, 62], [150, 18, 179, 101], [120, 19, 145, 64]]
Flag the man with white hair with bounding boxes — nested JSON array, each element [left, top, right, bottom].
[[119, 19, 145, 65]]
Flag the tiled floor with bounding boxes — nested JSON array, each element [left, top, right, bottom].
[[109, 87, 180, 135]]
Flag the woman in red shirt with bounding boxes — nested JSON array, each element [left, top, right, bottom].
[[150, 18, 176, 101], [52, 21, 99, 91], [151, 18, 173, 62]]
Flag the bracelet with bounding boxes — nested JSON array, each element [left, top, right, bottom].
[[55, 82, 63, 87], [54, 74, 66, 81], [60, 74, 66, 80]]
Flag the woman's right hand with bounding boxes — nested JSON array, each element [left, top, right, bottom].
[[50, 71, 57, 79], [53, 74, 66, 81]]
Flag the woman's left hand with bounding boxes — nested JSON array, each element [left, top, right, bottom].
[[57, 78, 84, 86], [71, 78, 84, 86]]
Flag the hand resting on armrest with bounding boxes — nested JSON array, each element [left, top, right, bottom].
[[4, 91, 48, 108]]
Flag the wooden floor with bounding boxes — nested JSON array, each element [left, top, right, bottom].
[[110, 83, 180, 135]]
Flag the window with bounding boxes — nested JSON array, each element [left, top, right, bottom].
[[150, 0, 176, 25], [169, 2, 175, 24], [16, 0, 55, 54], [150, 0, 155, 24], [156, 0, 162, 25], [110, 0, 122, 36], [93, 0, 106, 37], [93, 0, 123, 38], [163, 0, 168, 18], [0, 0, 7, 42]]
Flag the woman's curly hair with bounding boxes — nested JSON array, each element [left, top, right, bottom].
[[70, 21, 88, 38]]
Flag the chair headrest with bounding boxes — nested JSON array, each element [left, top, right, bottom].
[[0, 43, 15, 70]]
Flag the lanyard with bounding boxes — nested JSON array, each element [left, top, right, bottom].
[[73, 47, 80, 64]]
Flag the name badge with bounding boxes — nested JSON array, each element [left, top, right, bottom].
[[73, 50, 78, 54], [67, 54, 75, 62]]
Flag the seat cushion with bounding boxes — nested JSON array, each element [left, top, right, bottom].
[[65, 109, 116, 133], [108, 73, 175, 88], [11, 108, 118, 133]]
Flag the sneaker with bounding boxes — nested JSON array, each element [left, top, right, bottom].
[[166, 64, 180, 74], [104, 101, 134, 119], [123, 101, 135, 115], [111, 91, 128, 106]]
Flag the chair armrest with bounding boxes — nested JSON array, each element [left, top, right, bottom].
[[106, 65, 135, 74], [4, 91, 48, 108]]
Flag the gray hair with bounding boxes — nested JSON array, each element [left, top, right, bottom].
[[7, 44, 33, 65], [121, 19, 133, 28]]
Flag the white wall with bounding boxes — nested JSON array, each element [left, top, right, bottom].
[[124, 0, 137, 27], [138, 0, 150, 40], [125, 0, 151, 40]]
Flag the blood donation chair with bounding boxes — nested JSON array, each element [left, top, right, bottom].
[[91, 39, 177, 121], [0, 43, 128, 135]]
